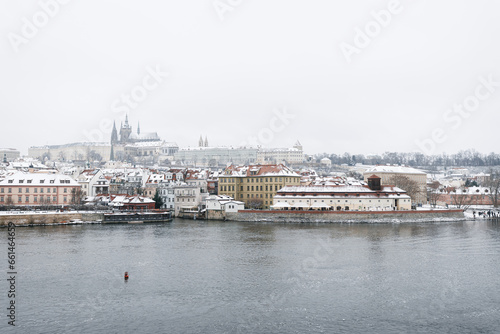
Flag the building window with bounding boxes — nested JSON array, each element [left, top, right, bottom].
[[64, 188, 67, 193], [0, 189, 3, 193], [63, 197, 67, 203], [25, 196, 29, 203], [34, 196, 37, 202], [41, 188, 44, 193], [18, 188, 22, 193], [34, 188, 37, 193], [18, 196, 22, 203], [8, 188, 12, 193]]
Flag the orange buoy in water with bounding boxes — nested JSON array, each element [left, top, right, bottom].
[[124, 272, 129, 280]]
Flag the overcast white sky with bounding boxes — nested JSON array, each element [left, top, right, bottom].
[[1, 0, 499, 156]]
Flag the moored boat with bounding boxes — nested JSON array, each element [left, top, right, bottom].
[[103, 211, 172, 224]]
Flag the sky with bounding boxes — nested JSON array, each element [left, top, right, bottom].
[[1, 0, 500, 156]]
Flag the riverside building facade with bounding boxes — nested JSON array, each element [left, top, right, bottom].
[[218, 164, 301, 209], [0, 172, 81, 206], [272, 176, 411, 211]]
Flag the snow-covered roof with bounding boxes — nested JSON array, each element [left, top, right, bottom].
[[278, 184, 408, 195], [222, 164, 299, 177], [125, 140, 164, 148], [29, 142, 109, 149], [364, 165, 426, 175], [110, 195, 154, 205], [0, 171, 79, 186], [179, 146, 258, 151], [128, 132, 161, 141]]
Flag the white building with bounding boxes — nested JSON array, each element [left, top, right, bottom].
[[0, 148, 20, 162], [174, 146, 259, 166], [205, 194, 245, 219], [273, 178, 411, 211], [320, 157, 332, 167], [205, 195, 245, 211], [77, 169, 110, 197], [256, 141, 304, 165], [157, 181, 181, 210], [124, 141, 179, 160], [174, 184, 207, 217]]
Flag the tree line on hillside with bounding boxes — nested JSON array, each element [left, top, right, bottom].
[[315, 150, 500, 167]]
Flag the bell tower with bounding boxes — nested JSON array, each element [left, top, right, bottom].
[[120, 115, 132, 143]]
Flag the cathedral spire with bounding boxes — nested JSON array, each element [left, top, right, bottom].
[[204, 136, 208, 147], [111, 121, 118, 145], [199, 135, 203, 147], [137, 122, 140, 135]]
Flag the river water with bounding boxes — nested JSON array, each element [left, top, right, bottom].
[[2, 219, 500, 333]]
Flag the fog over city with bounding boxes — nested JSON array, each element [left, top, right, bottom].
[[1, 0, 499, 155]]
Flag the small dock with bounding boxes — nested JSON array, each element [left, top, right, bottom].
[[103, 212, 172, 224]]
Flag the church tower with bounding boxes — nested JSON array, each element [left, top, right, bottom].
[[137, 122, 140, 135], [111, 121, 118, 145], [204, 136, 208, 147], [199, 135, 203, 147], [293, 140, 303, 151], [120, 115, 132, 143]]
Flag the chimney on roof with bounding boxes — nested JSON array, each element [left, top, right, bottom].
[[367, 175, 381, 191]]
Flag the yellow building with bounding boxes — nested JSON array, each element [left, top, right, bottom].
[[218, 164, 300, 209]]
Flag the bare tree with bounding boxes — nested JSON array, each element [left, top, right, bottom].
[[70, 188, 84, 205], [5, 196, 14, 206], [485, 169, 500, 207], [388, 175, 423, 204], [449, 187, 474, 210], [246, 198, 264, 210], [58, 151, 66, 162], [427, 181, 444, 208], [135, 187, 144, 196], [88, 150, 103, 162]]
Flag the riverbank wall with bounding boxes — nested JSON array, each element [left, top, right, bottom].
[[225, 209, 465, 223], [0, 212, 104, 226]]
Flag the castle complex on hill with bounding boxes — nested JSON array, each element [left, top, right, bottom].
[[111, 115, 161, 145]]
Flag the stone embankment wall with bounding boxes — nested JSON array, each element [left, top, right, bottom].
[[225, 210, 464, 223], [0, 212, 104, 226]]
